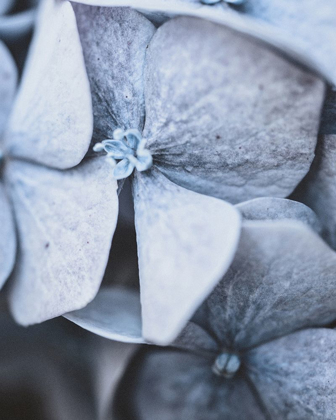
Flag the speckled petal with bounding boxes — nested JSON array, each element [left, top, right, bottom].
[[144, 17, 324, 203], [236, 197, 322, 233], [6, 157, 118, 325], [0, 183, 16, 290], [133, 168, 241, 345], [0, 41, 17, 137], [4, 0, 93, 169], [65, 287, 144, 343], [117, 348, 266, 420], [195, 219, 336, 351], [72, 4, 155, 148], [247, 328, 336, 420]]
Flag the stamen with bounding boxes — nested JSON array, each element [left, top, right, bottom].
[[93, 128, 152, 180], [212, 352, 241, 378]]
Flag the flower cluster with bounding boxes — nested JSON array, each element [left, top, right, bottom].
[[1, 0, 336, 418]]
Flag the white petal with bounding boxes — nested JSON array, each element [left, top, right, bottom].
[[144, 17, 324, 203], [65, 286, 144, 343], [133, 168, 241, 345], [6, 157, 118, 325], [4, 0, 93, 169]]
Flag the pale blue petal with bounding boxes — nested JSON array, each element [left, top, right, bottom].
[[114, 158, 135, 180]]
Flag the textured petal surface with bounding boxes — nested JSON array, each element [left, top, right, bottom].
[[144, 17, 324, 203], [6, 157, 118, 325], [193, 219, 336, 350], [0, 183, 16, 290], [238, 0, 336, 85], [4, 0, 92, 169], [247, 328, 336, 420], [65, 286, 144, 343], [0, 41, 17, 137], [73, 4, 155, 148], [237, 197, 322, 233], [133, 168, 241, 345], [117, 348, 266, 420], [293, 89, 336, 249]]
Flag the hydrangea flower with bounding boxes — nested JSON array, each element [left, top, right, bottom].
[[3, 0, 325, 345], [0, 298, 121, 420], [61, 1, 324, 344], [112, 199, 336, 419], [0, 2, 117, 333]]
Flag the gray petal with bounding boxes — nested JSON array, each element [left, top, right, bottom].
[[174, 321, 219, 353], [65, 286, 144, 343], [143, 17, 324, 203], [133, 168, 241, 345], [238, 0, 336, 85], [6, 157, 118, 325], [195, 219, 336, 350], [293, 89, 336, 249], [122, 348, 266, 420], [72, 4, 155, 147], [236, 197, 322, 233], [4, 0, 93, 169], [0, 41, 17, 136], [247, 328, 336, 420], [0, 183, 16, 290]]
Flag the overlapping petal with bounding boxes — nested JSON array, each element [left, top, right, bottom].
[[65, 287, 144, 343], [195, 218, 336, 350], [133, 168, 241, 344], [143, 17, 324, 203], [4, 0, 93, 169], [73, 4, 155, 147], [6, 157, 118, 325]]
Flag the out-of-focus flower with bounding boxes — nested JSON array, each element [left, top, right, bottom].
[[0, 0, 37, 43], [112, 199, 336, 419], [0, 298, 134, 420]]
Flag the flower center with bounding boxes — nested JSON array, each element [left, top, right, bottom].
[[93, 128, 152, 180], [200, 0, 245, 5], [212, 352, 241, 378]]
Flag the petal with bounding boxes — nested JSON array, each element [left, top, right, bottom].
[[64, 287, 144, 343], [143, 17, 325, 203], [4, 0, 93, 169], [117, 348, 266, 420], [114, 158, 135, 180], [238, 1, 336, 85], [0, 41, 17, 136], [293, 89, 336, 249], [0, 183, 16, 290], [132, 168, 241, 345], [72, 4, 155, 147], [5, 157, 118, 325], [194, 219, 336, 350], [236, 197, 322, 233], [247, 328, 336, 420]]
